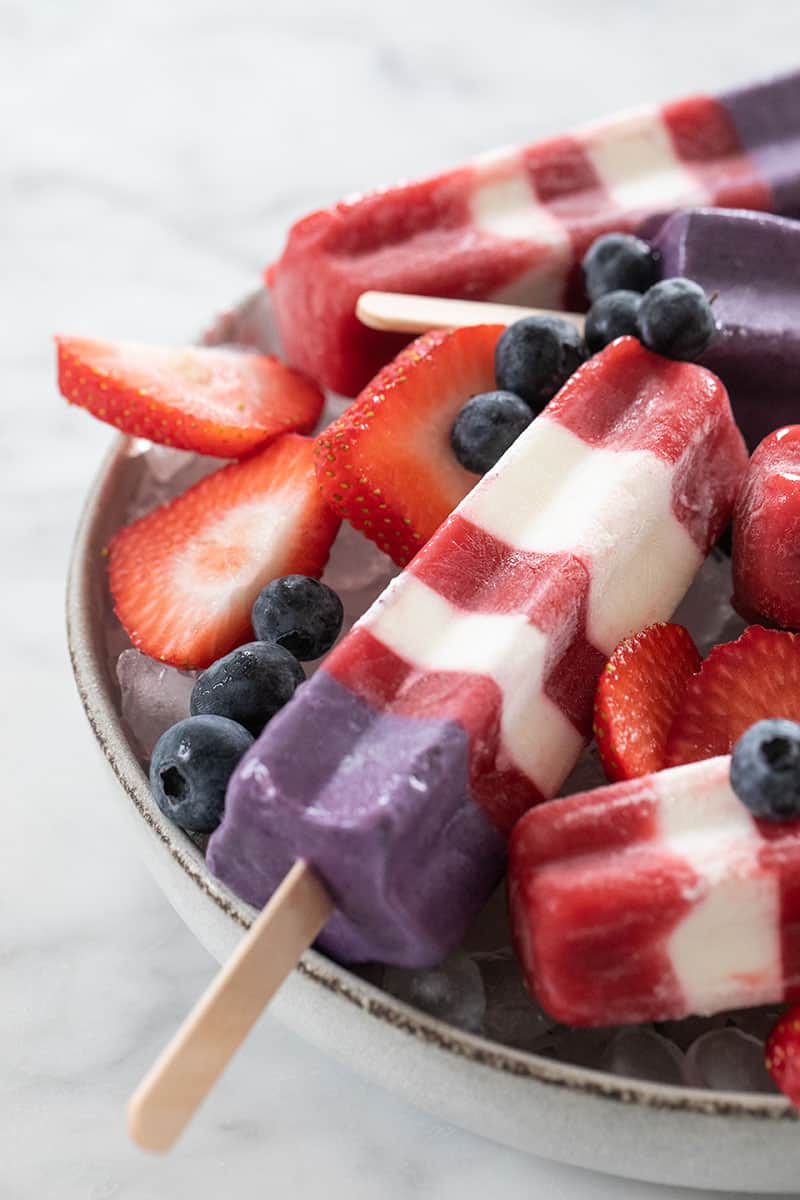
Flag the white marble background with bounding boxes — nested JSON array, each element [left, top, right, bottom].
[[4, 2, 800, 1196]]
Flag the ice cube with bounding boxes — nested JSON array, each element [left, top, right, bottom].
[[116, 648, 196, 761], [672, 548, 746, 657], [559, 739, 607, 798], [541, 1025, 614, 1067], [683, 1027, 777, 1092], [726, 1005, 787, 1042], [322, 520, 396, 597], [479, 950, 557, 1049], [599, 1027, 685, 1085], [383, 950, 486, 1033], [124, 445, 225, 523], [656, 1013, 732, 1051], [461, 885, 511, 958]]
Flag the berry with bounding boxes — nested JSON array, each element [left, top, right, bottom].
[[315, 325, 501, 567], [584, 290, 642, 354], [666, 626, 800, 767], [732, 426, 800, 628], [149, 715, 253, 833], [581, 233, 660, 301], [109, 434, 340, 670], [636, 277, 716, 361], [450, 390, 532, 474], [594, 623, 701, 782], [252, 575, 344, 660], [56, 336, 323, 458], [766, 1007, 800, 1108], [729, 719, 800, 820], [494, 316, 587, 413], [190, 641, 305, 737]]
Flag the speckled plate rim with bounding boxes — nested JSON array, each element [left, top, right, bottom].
[[66, 432, 796, 1128]]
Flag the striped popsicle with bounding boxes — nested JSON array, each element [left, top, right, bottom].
[[509, 755, 800, 1026], [269, 69, 800, 395], [207, 339, 747, 967]]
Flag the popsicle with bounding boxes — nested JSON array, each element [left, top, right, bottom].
[[207, 338, 747, 967], [268, 69, 800, 395], [733, 426, 800, 627], [509, 755, 800, 1027], [653, 207, 800, 448]]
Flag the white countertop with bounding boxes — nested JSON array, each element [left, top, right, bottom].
[[5, 2, 799, 1196]]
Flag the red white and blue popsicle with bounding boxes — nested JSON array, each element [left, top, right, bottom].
[[207, 337, 747, 967], [269, 69, 800, 394], [509, 754, 800, 1027]]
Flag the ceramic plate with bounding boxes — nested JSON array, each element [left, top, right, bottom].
[[66, 293, 800, 1193]]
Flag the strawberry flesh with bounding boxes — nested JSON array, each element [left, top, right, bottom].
[[666, 625, 800, 767], [57, 336, 323, 458], [315, 325, 502, 567], [109, 434, 340, 669], [766, 1006, 800, 1108], [594, 622, 701, 782]]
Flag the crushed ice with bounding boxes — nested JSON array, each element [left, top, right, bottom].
[[110, 445, 780, 1093]]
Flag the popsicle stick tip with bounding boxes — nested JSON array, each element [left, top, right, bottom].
[[126, 1093, 174, 1154], [356, 290, 585, 335], [127, 860, 333, 1151]]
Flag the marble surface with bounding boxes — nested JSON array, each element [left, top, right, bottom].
[[5, 2, 800, 1196]]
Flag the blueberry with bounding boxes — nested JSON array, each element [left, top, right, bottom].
[[730, 719, 800, 821], [636, 277, 716, 361], [149, 715, 254, 833], [582, 232, 661, 301], [494, 316, 587, 413], [450, 390, 532, 475], [190, 641, 305, 737], [584, 290, 642, 354], [251, 575, 344, 660]]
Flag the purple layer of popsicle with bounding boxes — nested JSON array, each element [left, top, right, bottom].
[[207, 670, 506, 966], [653, 207, 800, 448], [720, 70, 800, 216]]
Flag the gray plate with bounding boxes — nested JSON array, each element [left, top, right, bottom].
[[67, 376, 800, 1197]]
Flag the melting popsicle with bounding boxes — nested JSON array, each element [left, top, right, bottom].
[[653, 207, 800, 448], [509, 754, 800, 1026], [269, 69, 800, 394], [207, 338, 747, 967]]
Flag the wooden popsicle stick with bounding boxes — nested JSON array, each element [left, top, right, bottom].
[[356, 290, 585, 335], [128, 860, 333, 1153]]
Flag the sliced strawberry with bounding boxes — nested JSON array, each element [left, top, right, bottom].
[[109, 434, 340, 669], [665, 625, 800, 767], [56, 336, 323, 458], [593, 623, 701, 782], [314, 325, 502, 567], [766, 1007, 800, 1108]]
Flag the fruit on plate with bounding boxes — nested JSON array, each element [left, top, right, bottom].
[[190, 641, 306, 737], [666, 626, 800, 767], [766, 1006, 800, 1108], [596, 623, 800, 779], [733, 426, 800, 629], [315, 326, 500, 567], [109, 433, 340, 669], [251, 575, 344, 661], [509, 742, 800, 1027], [56, 336, 324, 457], [493, 316, 587, 412], [594, 623, 701, 782], [149, 715, 254, 833]]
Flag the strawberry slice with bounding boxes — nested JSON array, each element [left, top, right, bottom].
[[766, 1007, 800, 1108], [56, 336, 323, 458], [315, 325, 502, 567], [593, 623, 701, 782], [665, 625, 800, 767], [109, 434, 340, 669]]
